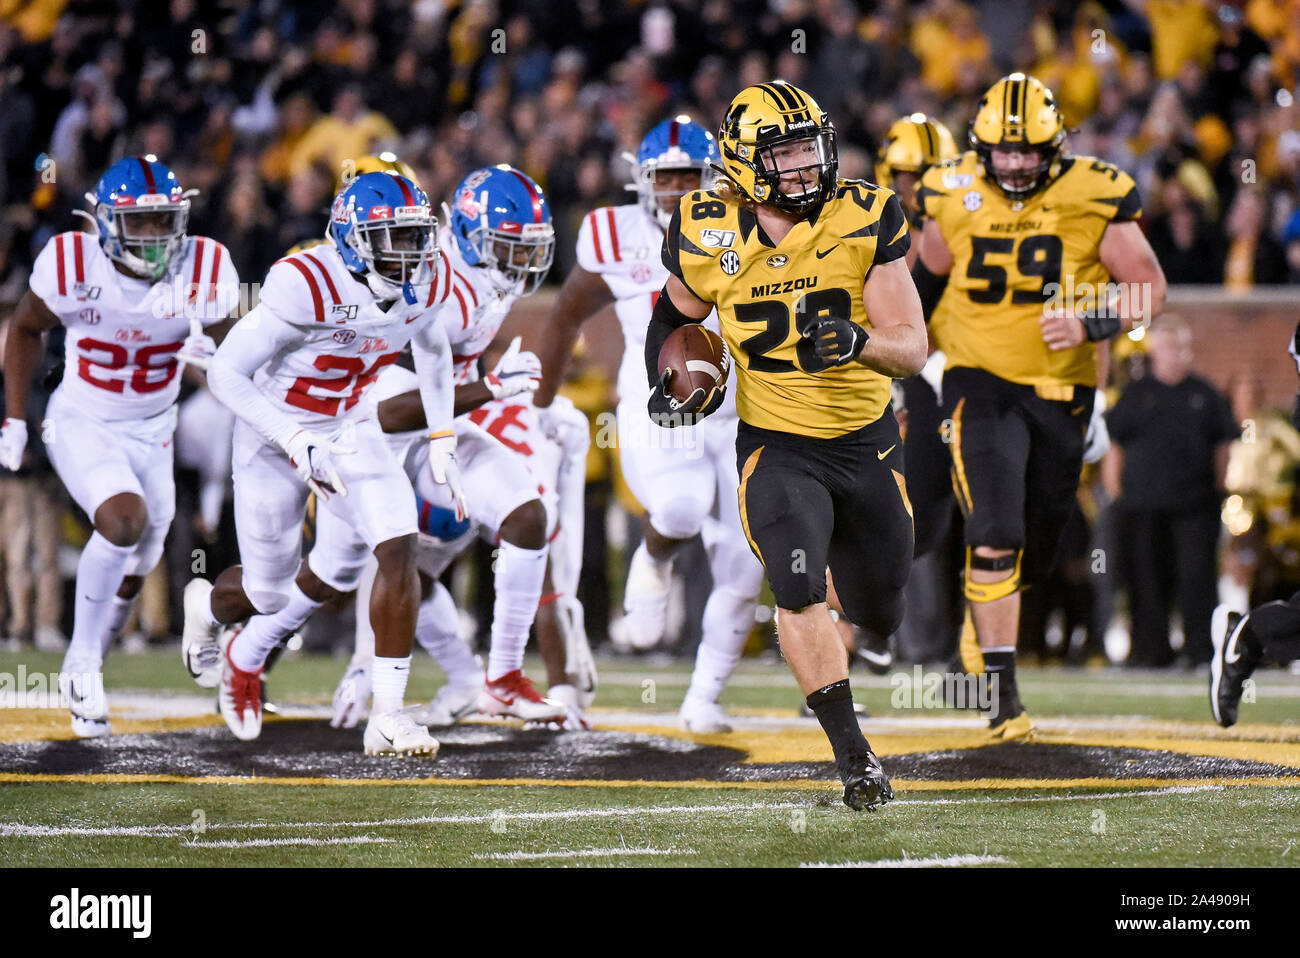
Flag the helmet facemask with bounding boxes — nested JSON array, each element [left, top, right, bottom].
[[346, 213, 438, 302], [96, 198, 190, 281], [466, 215, 554, 297], [629, 159, 715, 229], [750, 126, 837, 214]]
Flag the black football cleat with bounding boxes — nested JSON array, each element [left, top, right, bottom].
[[839, 750, 893, 811], [855, 628, 893, 676], [1210, 605, 1259, 728]]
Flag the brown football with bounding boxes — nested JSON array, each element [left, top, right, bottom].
[[658, 324, 730, 402]]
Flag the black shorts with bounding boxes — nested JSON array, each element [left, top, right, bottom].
[[735, 409, 914, 636], [942, 366, 1091, 586]]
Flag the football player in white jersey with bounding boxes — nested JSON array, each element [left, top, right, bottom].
[[366, 165, 568, 722], [221, 165, 568, 726], [534, 117, 765, 733], [329, 366, 595, 731], [1, 156, 236, 737], [180, 171, 464, 756]]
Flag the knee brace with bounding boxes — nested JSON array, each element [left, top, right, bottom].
[[964, 547, 1022, 602]]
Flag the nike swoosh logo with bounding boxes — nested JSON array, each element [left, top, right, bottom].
[[877, 444, 896, 460], [1070, 406, 1086, 416], [487, 689, 515, 706], [816, 245, 840, 259]]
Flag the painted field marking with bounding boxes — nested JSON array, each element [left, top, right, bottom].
[[474, 846, 697, 861], [0, 786, 1245, 841], [802, 853, 1011, 868], [182, 836, 392, 849]]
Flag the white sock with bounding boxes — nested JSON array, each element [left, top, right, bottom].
[[418, 583, 482, 687], [353, 557, 378, 662], [101, 595, 138, 657], [372, 655, 411, 714], [487, 542, 548, 681], [685, 587, 753, 705], [65, 533, 136, 672], [230, 584, 322, 673]]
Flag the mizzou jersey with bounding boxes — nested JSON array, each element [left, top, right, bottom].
[[664, 181, 909, 438], [920, 150, 1141, 391]]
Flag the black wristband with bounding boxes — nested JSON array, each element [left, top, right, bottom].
[[1080, 313, 1122, 342], [910, 259, 948, 322]]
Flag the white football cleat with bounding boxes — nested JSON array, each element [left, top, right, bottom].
[[478, 669, 568, 722], [623, 543, 671, 650], [181, 579, 222, 688], [35, 626, 69, 653], [218, 628, 263, 741], [410, 677, 484, 727], [331, 658, 372, 729], [679, 696, 733, 734], [364, 709, 440, 757], [521, 682, 590, 730], [60, 668, 111, 738]]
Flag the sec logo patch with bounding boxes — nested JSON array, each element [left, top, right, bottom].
[[720, 250, 740, 275], [963, 190, 983, 211]]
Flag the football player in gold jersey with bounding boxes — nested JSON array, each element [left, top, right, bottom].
[[646, 81, 928, 810], [912, 73, 1167, 739]]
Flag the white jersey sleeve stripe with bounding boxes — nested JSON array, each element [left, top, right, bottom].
[[301, 251, 343, 304], [72, 232, 86, 284], [207, 243, 224, 302], [451, 267, 478, 308], [604, 208, 622, 262], [188, 237, 206, 305], [54, 234, 67, 295], [587, 211, 604, 264], [451, 283, 470, 330], [278, 257, 327, 322]]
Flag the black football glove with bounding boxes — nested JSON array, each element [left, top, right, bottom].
[[805, 316, 869, 366], [647, 369, 725, 428]]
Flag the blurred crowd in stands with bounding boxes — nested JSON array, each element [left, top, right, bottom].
[[1, 0, 1299, 667]]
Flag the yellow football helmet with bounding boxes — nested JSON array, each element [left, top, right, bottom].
[[335, 152, 420, 193], [969, 73, 1067, 200], [875, 113, 958, 209], [717, 80, 837, 214]]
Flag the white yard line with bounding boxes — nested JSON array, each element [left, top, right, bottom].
[[900, 785, 1224, 806], [474, 846, 696, 861], [183, 836, 392, 849], [0, 801, 804, 838], [802, 853, 1010, 868], [0, 788, 1231, 840]]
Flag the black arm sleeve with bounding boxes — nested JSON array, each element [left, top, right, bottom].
[[645, 285, 699, 388], [911, 257, 949, 323]]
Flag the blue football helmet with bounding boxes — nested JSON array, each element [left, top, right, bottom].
[[329, 171, 439, 303], [447, 165, 555, 297], [84, 156, 192, 281], [627, 116, 720, 229]]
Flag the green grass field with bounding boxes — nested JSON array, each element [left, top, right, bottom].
[[2, 647, 1299, 867]]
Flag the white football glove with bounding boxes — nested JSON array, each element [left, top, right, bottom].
[[0, 418, 27, 472], [428, 431, 468, 522], [331, 657, 372, 729], [918, 349, 946, 405], [484, 336, 541, 400], [557, 594, 597, 709], [1083, 388, 1111, 464], [176, 318, 218, 371], [284, 429, 355, 500]]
